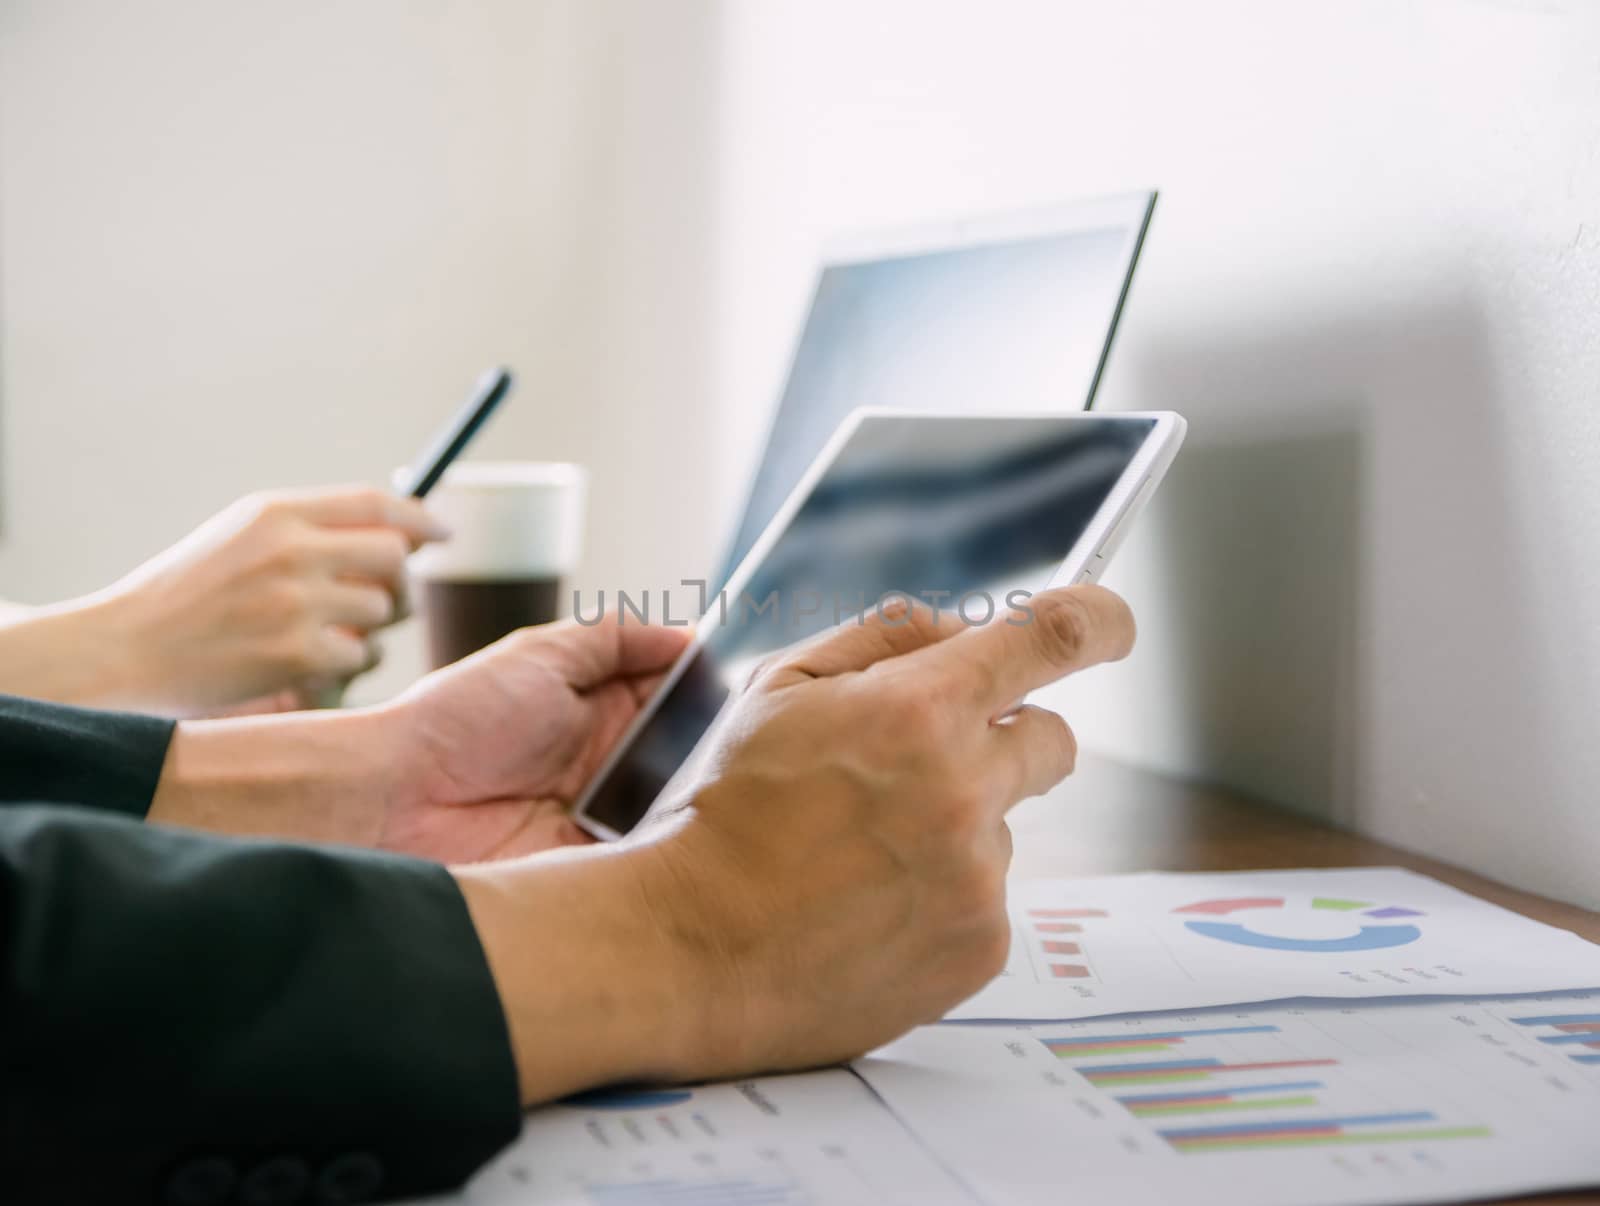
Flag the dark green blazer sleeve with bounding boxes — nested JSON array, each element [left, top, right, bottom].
[[0, 698, 523, 1204], [0, 693, 175, 817]]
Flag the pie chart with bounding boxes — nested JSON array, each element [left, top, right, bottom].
[[1174, 895, 1425, 952]]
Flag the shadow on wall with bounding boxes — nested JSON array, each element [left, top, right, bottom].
[[1145, 420, 1365, 826], [1113, 286, 1555, 841]]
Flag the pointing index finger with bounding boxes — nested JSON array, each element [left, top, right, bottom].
[[915, 585, 1136, 714]]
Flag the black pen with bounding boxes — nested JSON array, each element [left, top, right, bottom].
[[399, 367, 514, 498]]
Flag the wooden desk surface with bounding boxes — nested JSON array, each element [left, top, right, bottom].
[[1007, 755, 1600, 1205]]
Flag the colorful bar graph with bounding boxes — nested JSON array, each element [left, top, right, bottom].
[[1116, 1081, 1324, 1107], [1165, 1110, 1435, 1139], [1049, 963, 1091, 978], [1127, 1094, 1317, 1118], [1046, 1025, 1279, 1051], [1311, 897, 1369, 911], [1041, 940, 1082, 955], [1159, 1111, 1491, 1153], [1027, 908, 1108, 919], [1510, 1012, 1600, 1027], [1508, 1012, 1600, 1067], [1115, 1082, 1324, 1118], [1078, 1058, 1339, 1087], [1032, 922, 1082, 934]]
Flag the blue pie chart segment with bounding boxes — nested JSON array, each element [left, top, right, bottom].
[[1185, 920, 1424, 952]]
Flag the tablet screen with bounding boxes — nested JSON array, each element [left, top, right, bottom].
[[578, 412, 1157, 837]]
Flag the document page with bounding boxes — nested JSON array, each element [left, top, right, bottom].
[[858, 991, 1600, 1206], [451, 1068, 975, 1205], [954, 867, 1600, 1020]]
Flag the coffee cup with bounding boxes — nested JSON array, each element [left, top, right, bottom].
[[403, 461, 587, 668]]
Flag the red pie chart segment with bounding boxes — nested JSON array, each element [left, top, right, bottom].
[[1173, 897, 1286, 916]]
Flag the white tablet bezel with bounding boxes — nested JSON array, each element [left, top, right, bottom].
[[572, 408, 1186, 842]]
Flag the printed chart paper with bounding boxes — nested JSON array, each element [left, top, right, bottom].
[[954, 867, 1600, 1021], [858, 992, 1600, 1206], [443, 1068, 975, 1205]]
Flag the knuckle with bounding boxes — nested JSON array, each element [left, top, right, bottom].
[[276, 627, 325, 675], [936, 784, 989, 837], [269, 537, 314, 575], [954, 862, 1006, 917], [1024, 708, 1077, 774], [264, 578, 310, 619], [975, 915, 1013, 979], [366, 589, 398, 626], [995, 821, 1016, 869], [1031, 592, 1091, 663], [251, 490, 293, 522], [741, 654, 780, 693], [508, 626, 545, 652], [890, 681, 946, 732], [376, 529, 410, 567], [1057, 716, 1080, 773]]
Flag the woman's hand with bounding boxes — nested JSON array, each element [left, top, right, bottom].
[[0, 486, 446, 715]]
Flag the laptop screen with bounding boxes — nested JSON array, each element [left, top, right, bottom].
[[715, 193, 1156, 587]]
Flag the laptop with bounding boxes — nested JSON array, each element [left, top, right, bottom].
[[714, 190, 1158, 589]]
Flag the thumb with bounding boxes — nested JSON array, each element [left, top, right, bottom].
[[766, 593, 969, 685], [501, 616, 692, 692]]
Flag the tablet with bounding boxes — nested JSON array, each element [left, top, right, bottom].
[[573, 409, 1186, 840]]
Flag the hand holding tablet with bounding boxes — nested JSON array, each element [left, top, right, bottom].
[[573, 408, 1186, 839]]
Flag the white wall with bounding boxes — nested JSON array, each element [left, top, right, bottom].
[[0, 0, 725, 700], [703, 0, 1600, 906], [5, 1, 1600, 906]]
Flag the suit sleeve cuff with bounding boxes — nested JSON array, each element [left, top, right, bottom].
[[0, 694, 175, 817]]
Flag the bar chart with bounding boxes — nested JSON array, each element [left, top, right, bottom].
[[1506, 1010, 1600, 1067], [1023, 907, 1107, 981], [1033, 1018, 1489, 1155], [858, 994, 1600, 1206], [1155, 1112, 1491, 1154], [1113, 1080, 1327, 1119], [1043, 1023, 1282, 1060]]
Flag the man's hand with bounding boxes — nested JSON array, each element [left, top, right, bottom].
[[148, 618, 691, 862], [458, 585, 1136, 1106], [376, 619, 692, 861]]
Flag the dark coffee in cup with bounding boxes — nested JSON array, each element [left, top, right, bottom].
[[407, 462, 587, 669], [420, 576, 565, 668]]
